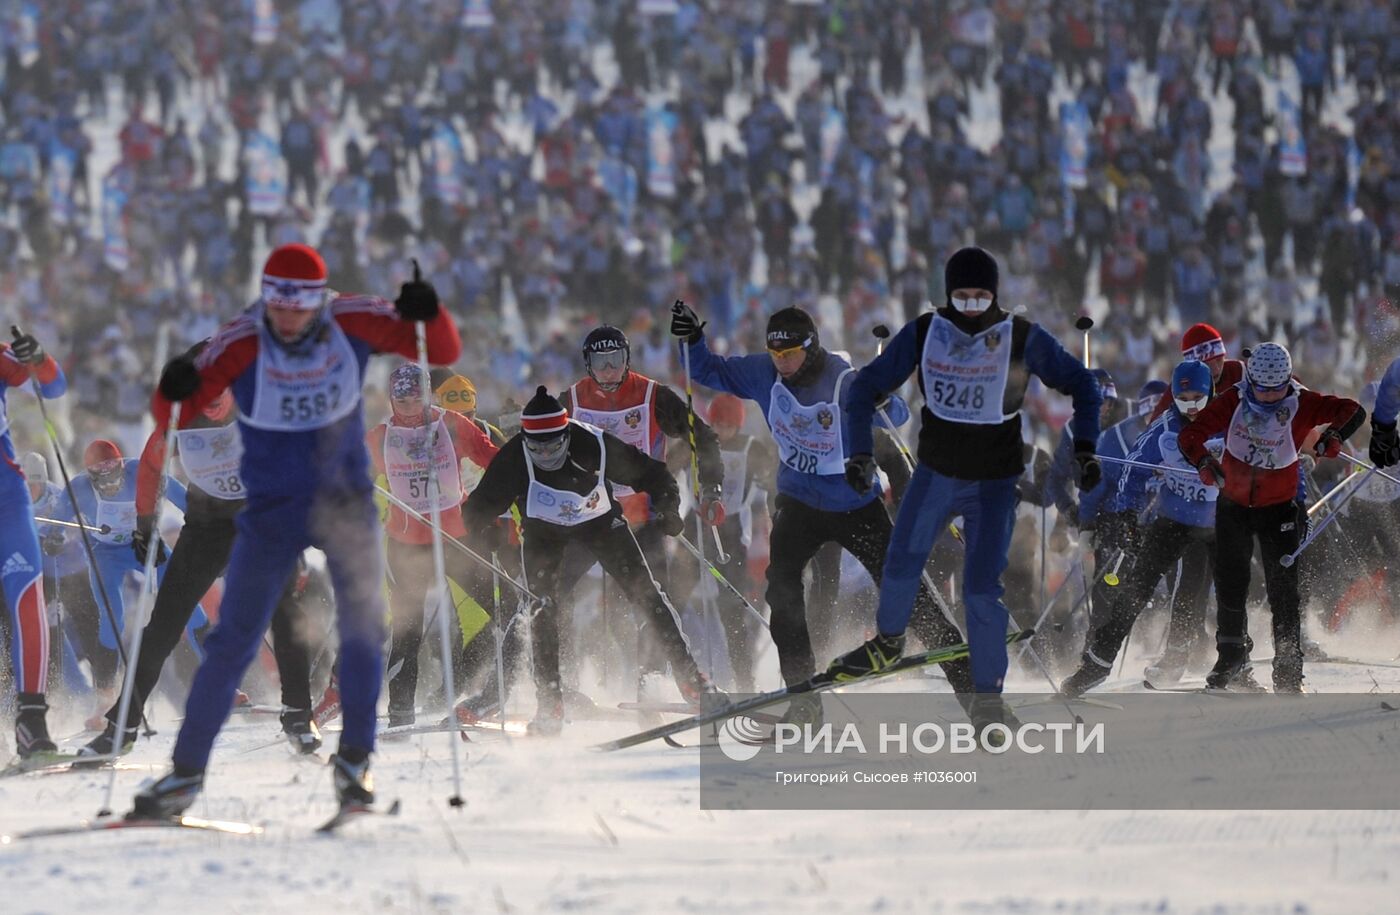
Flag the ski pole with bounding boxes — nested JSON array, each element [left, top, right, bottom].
[[1280, 465, 1376, 567], [675, 299, 717, 679], [98, 403, 180, 818], [1339, 452, 1400, 488], [412, 267, 465, 810], [1093, 454, 1200, 476], [34, 516, 110, 534], [490, 550, 509, 739], [374, 483, 540, 604], [1076, 315, 1094, 368], [1101, 550, 1126, 586], [708, 523, 730, 564], [14, 326, 153, 737], [1308, 471, 1363, 518], [674, 532, 769, 630]]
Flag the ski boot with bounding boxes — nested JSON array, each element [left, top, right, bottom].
[[385, 706, 415, 730], [15, 693, 58, 758], [1273, 641, 1305, 694], [826, 632, 906, 682], [280, 708, 322, 754], [969, 694, 1022, 750], [779, 694, 823, 729], [77, 719, 139, 760], [313, 678, 341, 726], [454, 693, 500, 726], [231, 689, 251, 710], [526, 698, 565, 737], [330, 749, 374, 807], [130, 767, 205, 819], [1143, 650, 1188, 687], [1059, 652, 1112, 698], [677, 671, 729, 715], [1205, 639, 1250, 689]]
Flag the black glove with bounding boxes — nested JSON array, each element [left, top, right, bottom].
[[9, 329, 44, 365], [1370, 420, 1400, 468], [1314, 427, 1343, 459], [131, 516, 167, 567], [158, 355, 202, 402], [394, 258, 440, 321], [1072, 440, 1101, 492], [40, 531, 65, 556], [844, 453, 877, 494], [658, 508, 686, 537], [669, 299, 706, 343]]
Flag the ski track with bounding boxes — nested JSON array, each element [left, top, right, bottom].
[[5, 667, 1400, 915]]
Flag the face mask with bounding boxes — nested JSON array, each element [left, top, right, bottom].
[[1175, 396, 1205, 418], [524, 434, 569, 471], [950, 295, 993, 314]]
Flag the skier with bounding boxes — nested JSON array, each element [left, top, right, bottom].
[[0, 329, 66, 756], [668, 393, 779, 693], [461, 386, 723, 735], [131, 243, 459, 817], [433, 373, 507, 447], [46, 439, 208, 714], [557, 325, 725, 698], [367, 363, 502, 727], [669, 301, 975, 723], [79, 384, 323, 759], [1177, 342, 1363, 692], [826, 246, 1102, 734], [1061, 359, 1224, 695]]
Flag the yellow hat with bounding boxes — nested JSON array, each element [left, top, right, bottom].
[[435, 374, 477, 414]]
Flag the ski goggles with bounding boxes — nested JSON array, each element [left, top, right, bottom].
[[766, 336, 812, 359], [586, 349, 628, 372], [88, 458, 122, 489]]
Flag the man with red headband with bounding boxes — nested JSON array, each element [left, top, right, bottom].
[[368, 363, 501, 728], [131, 244, 460, 818], [79, 371, 327, 760], [1147, 323, 1241, 423], [0, 327, 66, 758], [46, 437, 202, 727]]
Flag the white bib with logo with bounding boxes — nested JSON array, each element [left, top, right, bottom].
[[244, 313, 361, 431], [1224, 387, 1299, 470], [524, 427, 613, 526], [383, 411, 464, 514], [177, 424, 245, 500], [1160, 430, 1220, 503], [94, 496, 137, 545], [920, 315, 1015, 425], [1354, 468, 1400, 504], [767, 369, 849, 476], [570, 380, 654, 498]]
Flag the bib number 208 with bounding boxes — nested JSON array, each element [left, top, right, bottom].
[[784, 449, 819, 473]]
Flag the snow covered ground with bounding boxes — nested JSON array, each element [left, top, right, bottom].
[[4, 656, 1400, 915]]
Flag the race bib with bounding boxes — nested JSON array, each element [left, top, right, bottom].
[[177, 424, 245, 500], [244, 311, 361, 431], [767, 370, 848, 476], [920, 315, 1015, 425], [383, 411, 464, 513]]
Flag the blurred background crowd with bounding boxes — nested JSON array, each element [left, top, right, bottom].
[[1, 0, 1398, 459]]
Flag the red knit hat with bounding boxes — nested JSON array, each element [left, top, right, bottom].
[[262, 243, 328, 311], [83, 439, 122, 470], [1180, 323, 1226, 361], [707, 393, 746, 428]]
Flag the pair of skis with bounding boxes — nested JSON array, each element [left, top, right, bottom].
[[2, 799, 402, 842], [594, 630, 1035, 752]]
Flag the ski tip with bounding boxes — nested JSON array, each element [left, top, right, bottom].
[[388, 799, 404, 815]]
